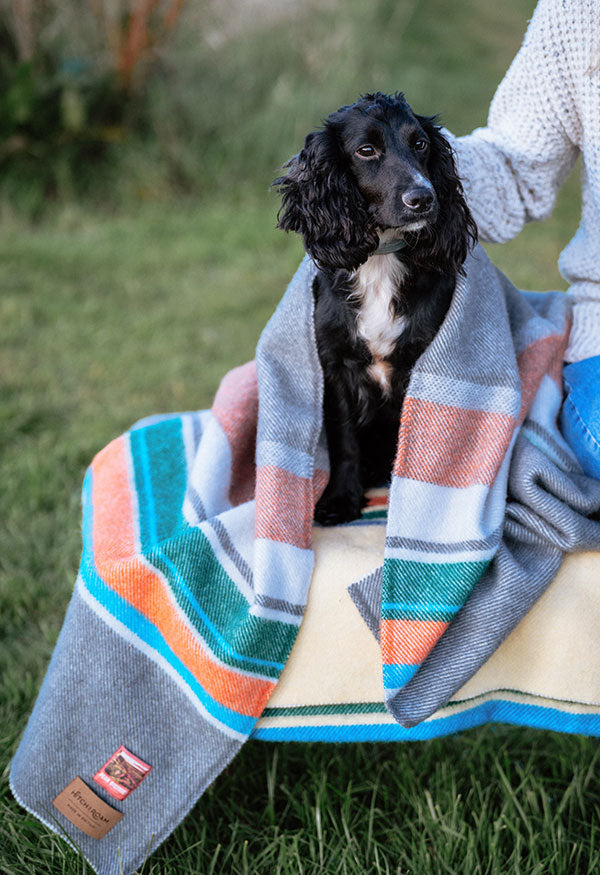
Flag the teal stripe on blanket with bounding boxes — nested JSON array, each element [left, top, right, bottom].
[[79, 471, 255, 736], [380, 557, 491, 694], [149, 531, 297, 675], [128, 418, 298, 673], [130, 418, 189, 551], [381, 601, 463, 622], [381, 557, 490, 620], [127, 417, 299, 676]]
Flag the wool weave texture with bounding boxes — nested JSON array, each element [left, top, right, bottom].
[[10, 246, 600, 874]]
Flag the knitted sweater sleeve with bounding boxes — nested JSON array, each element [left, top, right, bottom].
[[446, 0, 600, 362], [445, 0, 579, 244]]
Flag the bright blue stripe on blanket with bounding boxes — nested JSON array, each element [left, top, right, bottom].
[[156, 549, 285, 672], [80, 470, 256, 737], [383, 664, 419, 688], [80, 560, 255, 736], [130, 411, 198, 430], [251, 699, 600, 742]]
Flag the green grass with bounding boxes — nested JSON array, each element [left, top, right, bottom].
[[1, 0, 597, 872]]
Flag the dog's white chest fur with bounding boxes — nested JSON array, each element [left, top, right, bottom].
[[351, 253, 408, 392]]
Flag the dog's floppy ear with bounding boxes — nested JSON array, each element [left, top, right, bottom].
[[415, 116, 478, 274], [273, 124, 379, 272]]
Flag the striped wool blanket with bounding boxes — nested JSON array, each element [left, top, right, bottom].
[[10, 245, 600, 875]]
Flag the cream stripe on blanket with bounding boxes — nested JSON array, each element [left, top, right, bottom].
[[255, 501, 600, 741]]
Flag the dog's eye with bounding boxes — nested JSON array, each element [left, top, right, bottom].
[[414, 139, 429, 152], [355, 144, 378, 159]]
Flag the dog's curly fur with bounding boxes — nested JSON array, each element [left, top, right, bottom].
[[274, 92, 477, 525]]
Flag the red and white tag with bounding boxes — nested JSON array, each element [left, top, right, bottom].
[[93, 745, 152, 801]]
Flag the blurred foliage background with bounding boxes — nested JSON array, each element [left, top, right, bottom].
[[0, 0, 543, 213]]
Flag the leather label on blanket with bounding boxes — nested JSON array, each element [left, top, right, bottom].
[[53, 777, 123, 839], [93, 745, 152, 800]]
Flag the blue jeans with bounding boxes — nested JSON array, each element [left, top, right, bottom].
[[560, 355, 600, 479]]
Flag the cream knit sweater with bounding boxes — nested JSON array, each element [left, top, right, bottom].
[[445, 0, 600, 362]]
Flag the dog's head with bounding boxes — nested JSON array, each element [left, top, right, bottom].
[[274, 92, 477, 273]]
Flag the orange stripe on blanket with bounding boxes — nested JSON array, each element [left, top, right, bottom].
[[255, 465, 314, 549], [313, 467, 329, 507], [212, 361, 258, 506], [393, 398, 516, 488], [381, 618, 449, 665], [365, 494, 389, 507], [91, 436, 137, 562], [91, 438, 273, 718], [517, 331, 570, 423]]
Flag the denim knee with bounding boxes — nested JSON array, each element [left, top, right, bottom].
[[560, 355, 600, 480]]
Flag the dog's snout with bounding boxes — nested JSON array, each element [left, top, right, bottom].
[[401, 187, 434, 213]]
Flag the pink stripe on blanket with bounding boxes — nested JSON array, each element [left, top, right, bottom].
[[255, 465, 314, 549], [394, 398, 516, 489], [517, 331, 569, 424], [313, 468, 329, 506], [211, 361, 258, 506]]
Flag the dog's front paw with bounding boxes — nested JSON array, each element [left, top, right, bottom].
[[314, 491, 364, 526]]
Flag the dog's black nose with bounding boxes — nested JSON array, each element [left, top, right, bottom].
[[401, 187, 434, 213]]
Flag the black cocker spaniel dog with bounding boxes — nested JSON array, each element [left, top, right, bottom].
[[274, 92, 477, 525]]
